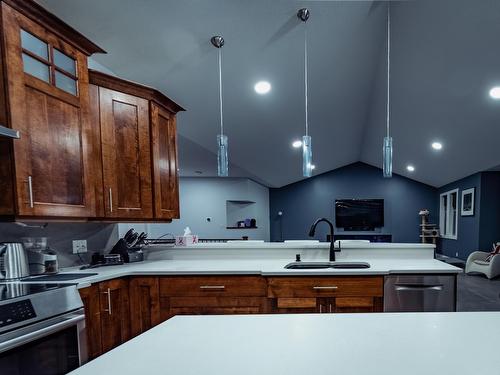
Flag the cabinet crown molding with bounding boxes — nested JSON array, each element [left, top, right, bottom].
[[2, 0, 106, 55], [89, 69, 185, 114]]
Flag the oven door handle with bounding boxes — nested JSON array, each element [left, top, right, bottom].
[[0, 313, 85, 353]]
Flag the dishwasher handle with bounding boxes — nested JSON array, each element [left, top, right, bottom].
[[395, 284, 443, 291]]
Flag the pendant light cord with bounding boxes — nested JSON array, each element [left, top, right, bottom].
[[218, 48, 224, 136], [386, 4, 391, 138], [304, 23, 309, 137]]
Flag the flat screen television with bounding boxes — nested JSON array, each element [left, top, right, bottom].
[[335, 199, 384, 231]]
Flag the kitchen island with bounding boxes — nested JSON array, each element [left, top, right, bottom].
[[69, 312, 500, 375]]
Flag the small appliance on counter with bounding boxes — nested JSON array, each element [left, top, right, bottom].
[[0, 242, 30, 280], [109, 228, 147, 263], [22, 237, 59, 275], [79, 253, 123, 270], [27, 249, 58, 275]]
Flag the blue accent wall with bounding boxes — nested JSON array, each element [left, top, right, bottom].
[[438, 173, 481, 259], [270, 162, 438, 243], [479, 172, 500, 251]]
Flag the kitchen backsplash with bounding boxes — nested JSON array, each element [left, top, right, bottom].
[[0, 222, 119, 268]]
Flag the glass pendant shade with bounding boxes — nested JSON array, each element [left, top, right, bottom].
[[383, 136, 393, 178], [217, 134, 228, 177], [302, 135, 312, 177]]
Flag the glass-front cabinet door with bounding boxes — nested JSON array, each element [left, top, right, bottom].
[[1, 3, 95, 218]]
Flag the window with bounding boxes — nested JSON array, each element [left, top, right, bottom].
[[440, 188, 458, 239], [20, 30, 78, 96]]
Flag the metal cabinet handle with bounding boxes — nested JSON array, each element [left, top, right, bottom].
[[313, 286, 338, 290], [319, 304, 322, 313], [329, 303, 332, 313], [102, 288, 112, 315], [108, 188, 113, 212], [199, 285, 225, 290], [28, 176, 34, 208], [395, 284, 443, 291]]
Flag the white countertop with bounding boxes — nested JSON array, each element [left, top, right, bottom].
[[38, 257, 461, 288], [69, 312, 500, 375], [22, 242, 460, 287]]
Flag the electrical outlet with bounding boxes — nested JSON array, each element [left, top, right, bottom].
[[72, 240, 87, 254]]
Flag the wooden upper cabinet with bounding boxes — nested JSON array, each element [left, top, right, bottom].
[[0, 0, 105, 218], [97, 87, 153, 219], [151, 103, 180, 219], [89, 70, 184, 221]]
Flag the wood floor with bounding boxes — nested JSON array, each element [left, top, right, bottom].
[[457, 273, 500, 311]]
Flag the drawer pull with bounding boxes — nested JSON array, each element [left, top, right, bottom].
[[199, 285, 225, 290], [102, 288, 112, 315], [313, 286, 338, 290]]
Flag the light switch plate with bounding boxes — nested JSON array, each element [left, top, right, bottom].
[[72, 240, 87, 254]]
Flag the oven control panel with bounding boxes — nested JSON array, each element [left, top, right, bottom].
[[0, 299, 36, 328]]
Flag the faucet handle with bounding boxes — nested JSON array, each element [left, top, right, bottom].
[[295, 254, 301, 262]]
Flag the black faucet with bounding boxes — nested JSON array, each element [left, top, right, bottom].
[[308, 218, 339, 261]]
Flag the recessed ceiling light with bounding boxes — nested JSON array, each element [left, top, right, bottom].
[[406, 165, 415, 172], [254, 81, 271, 94], [292, 140, 302, 148], [489, 87, 500, 99], [431, 142, 442, 150]]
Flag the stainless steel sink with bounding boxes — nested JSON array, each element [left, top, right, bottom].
[[284, 261, 370, 269]]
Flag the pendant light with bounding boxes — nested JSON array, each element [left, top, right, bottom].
[[298, 8, 312, 178], [211, 35, 228, 177], [383, 4, 393, 178]]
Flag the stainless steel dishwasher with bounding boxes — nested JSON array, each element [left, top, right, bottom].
[[384, 275, 456, 312]]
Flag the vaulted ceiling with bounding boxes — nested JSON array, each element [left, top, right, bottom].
[[39, 0, 500, 188]]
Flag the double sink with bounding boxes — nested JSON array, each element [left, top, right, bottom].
[[284, 261, 370, 269]]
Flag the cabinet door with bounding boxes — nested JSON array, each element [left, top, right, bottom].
[[151, 103, 179, 220], [333, 297, 383, 313], [78, 285, 102, 360], [98, 279, 131, 353], [2, 4, 95, 217], [99, 87, 153, 219], [129, 277, 161, 337], [271, 297, 329, 314]]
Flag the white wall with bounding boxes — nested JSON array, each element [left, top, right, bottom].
[[119, 177, 270, 241]]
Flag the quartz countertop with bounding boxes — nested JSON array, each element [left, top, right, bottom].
[[68, 312, 500, 375], [21, 242, 460, 288], [26, 257, 460, 289]]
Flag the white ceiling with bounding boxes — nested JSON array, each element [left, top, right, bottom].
[[39, 0, 500, 188]]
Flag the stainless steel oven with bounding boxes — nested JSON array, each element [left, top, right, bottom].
[[0, 283, 87, 375]]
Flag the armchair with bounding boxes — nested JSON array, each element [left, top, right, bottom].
[[465, 251, 500, 279]]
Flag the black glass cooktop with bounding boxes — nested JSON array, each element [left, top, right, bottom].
[[0, 283, 72, 303]]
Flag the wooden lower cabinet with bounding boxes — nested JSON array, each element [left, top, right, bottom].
[[79, 278, 131, 359], [79, 275, 384, 360], [129, 277, 161, 337], [159, 276, 268, 320], [78, 285, 102, 360], [98, 279, 131, 353], [267, 276, 384, 314]]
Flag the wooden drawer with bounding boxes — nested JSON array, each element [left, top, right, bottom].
[[159, 276, 267, 297], [267, 276, 383, 298], [163, 297, 266, 318]]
